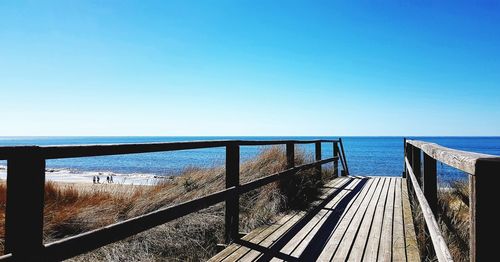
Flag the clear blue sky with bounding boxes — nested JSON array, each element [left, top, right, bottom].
[[1, 1, 499, 136]]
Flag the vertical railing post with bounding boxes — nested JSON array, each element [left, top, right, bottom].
[[339, 138, 349, 176], [423, 152, 437, 214], [5, 147, 46, 259], [469, 158, 500, 262], [406, 143, 413, 178], [315, 142, 322, 179], [286, 142, 295, 169], [333, 142, 339, 177], [403, 138, 407, 178], [225, 142, 240, 244], [411, 146, 422, 185]]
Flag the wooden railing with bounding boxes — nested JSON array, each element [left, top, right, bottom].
[[404, 139, 500, 262], [0, 138, 349, 261]]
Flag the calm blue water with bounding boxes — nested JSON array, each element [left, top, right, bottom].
[[1, 137, 499, 183]]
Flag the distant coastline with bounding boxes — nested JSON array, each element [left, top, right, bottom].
[[1, 136, 500, 184]]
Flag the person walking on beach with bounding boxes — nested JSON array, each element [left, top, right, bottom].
[[106, 176, 110, 183], [96, 176, 100, 184], [110, 175, 114, 183], [93, 176, 96, 184]]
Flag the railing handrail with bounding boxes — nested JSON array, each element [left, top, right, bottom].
[[406, 139, 498, 175], [404, 157, 453, 262], [0, 138, 348, 261], [404, 138, 500, 262], [0, 139, 340, 160]]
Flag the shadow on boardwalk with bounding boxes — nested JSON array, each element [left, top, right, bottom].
[[234, 177, 369, 261]]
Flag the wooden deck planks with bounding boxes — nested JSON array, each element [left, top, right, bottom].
[[276, 177, 356, 258], [377, 178, 396, 262], [332, 178, 382, 261], [392, 178, 407, 262], [243, 177, 353, 261], [210, 177, 419, 262], [347, 177, 387, 262], [317, 178, 376, 261], [401, 178, 420, 262], [220, 212, 300, 261], [288, 178, 362, 259], [362, 177, 391, 261]]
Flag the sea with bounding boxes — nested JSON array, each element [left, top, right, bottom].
[[1, 137, 499, 185]]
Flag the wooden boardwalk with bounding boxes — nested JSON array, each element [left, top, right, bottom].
[[210, 176, 420, 262]]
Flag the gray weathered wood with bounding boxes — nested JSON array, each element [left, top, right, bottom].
[[0, 140, 340, 160], [208, 227, 267, 261], [225, 143, 240, 244], [469, 158, 500, 262], [406, 143, 413, 179], [407, 140, 497, 175], [401, 178, 420, 262], [4, 148, 45, 259], [333, 178, 381, 260], [423, 152, 437, 214], [286, 142, 294, 169], [348, 178, 386, 262], [318, 178, 375, 261], [377, 178, 396, 262], [363, 178, 391, 261], [339, 138, 350, 176], [411, 146, 422, 185], [405, 157, 453, 262], [315, 142, 322, 179], [392, 178, 406, 262], [288, 178, 358, 257], [334, 143, 339, 177]]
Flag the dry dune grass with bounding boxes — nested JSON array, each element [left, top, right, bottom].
[[411, 180, 470, 262], [0, 146, 334, 261]]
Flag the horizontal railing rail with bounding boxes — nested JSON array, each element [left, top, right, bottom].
[[405, 157, 453, 262], [404, 139, 500, 262], [0, 138, 348, 261], [406, 140, 496, 175]]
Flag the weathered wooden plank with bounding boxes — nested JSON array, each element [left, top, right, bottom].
[[405, 157, 453, 262], [315, 142, 322, 179], [264, 178, 353, 262], [339, 138, 350, 176], [362, 177, 391, 262], [423, 152, 437, 214], [406, 140, 498, 175], [238, 211, 307, 261], [286, 178, 361, 258], [333, 177, 383, 261], [251, 178, 353, 261], [347, 177, 387, 262], [333, 143, 339, 177], [4, 148, 45, 259], [392, 178, 406, 262], [317, 178, 376, 261], [401, 178, 420, 262], [220, 212, 301, 261], [208, 227, 267, 262], [377, 178, 396, 262], [286, 142, 294, 169], [469, 158, 500, 262], [411, 147, 422, 185], [225, 143, 240, 244], [0, 140, 341, 160]]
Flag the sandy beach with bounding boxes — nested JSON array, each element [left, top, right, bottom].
[[0, 165, 173, 186]]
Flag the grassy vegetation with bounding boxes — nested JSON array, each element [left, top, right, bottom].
[[0, 147, 334, 261], [411, 180, 470, 262]]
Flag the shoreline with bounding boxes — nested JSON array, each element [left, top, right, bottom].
[[0, 165, 174, 186]]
